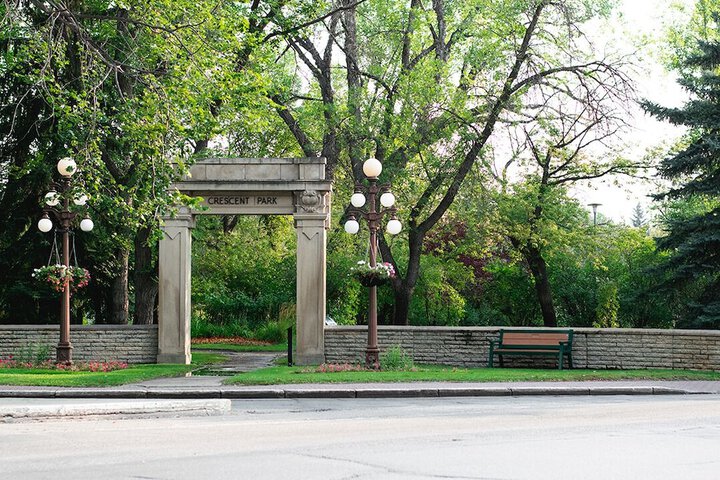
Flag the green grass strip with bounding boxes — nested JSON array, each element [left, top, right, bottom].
[[228, 365, 720, 385], [0, 351, 226, 388]]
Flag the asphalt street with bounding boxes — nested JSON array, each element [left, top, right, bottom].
[[1, 395, 719, 479]]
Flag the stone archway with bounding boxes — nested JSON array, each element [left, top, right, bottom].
[[157, 157, 331, 365]]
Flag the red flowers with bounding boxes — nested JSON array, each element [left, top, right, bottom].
[[32, 265, 91, 293], [0, 357, 128, 371]]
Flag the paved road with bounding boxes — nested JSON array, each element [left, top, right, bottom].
[[1, 396, 719, 479]]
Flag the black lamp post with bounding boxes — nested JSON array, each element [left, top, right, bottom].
[[37, 158, 94, 365], [344, 158, 402, 368]]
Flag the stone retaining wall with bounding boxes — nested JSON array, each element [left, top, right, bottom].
[[0, 325, 158, 364], [325, 326, 720, 371]]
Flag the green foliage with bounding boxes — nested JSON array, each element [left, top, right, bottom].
[[0, 0, 275, 324], [0, 0, 701, 334], [13, 344, 53, 366], [191, 315, 252, 339], [254, 319, 294, 344], [644, 12, 720, 328], [380, 345, 414, 371], [192, 216, 296, 336], [474, 260, 541, 327], [594, 282, 620, 328], [409, 255, 470, 326]]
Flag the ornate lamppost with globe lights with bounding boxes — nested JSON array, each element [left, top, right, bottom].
[[37, 157, 94, 364], [344, 158, 402, 368]]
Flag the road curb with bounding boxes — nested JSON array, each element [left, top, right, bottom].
[[0, 386, 710, 400], [0, 399, 231, 421]]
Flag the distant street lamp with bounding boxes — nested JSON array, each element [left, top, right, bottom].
[[588, 202, 602, 227], [38, 157, 93, 364], [344, 158, 402, 368]]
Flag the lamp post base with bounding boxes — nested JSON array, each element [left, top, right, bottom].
[[56, 343, 73, 365], [365, 347, 380, 370]]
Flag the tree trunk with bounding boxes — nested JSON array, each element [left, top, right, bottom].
[[392, 283, 413, 326], [383, 230, 423, 326], [109, 248, 129, 324], [133, 227, 158, 325], [524, 245, 557, 327]]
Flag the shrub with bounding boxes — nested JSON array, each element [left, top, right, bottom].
[[191, 314, 252, 339], [380, 345, 414, 371], [14, 343, 53, 365]]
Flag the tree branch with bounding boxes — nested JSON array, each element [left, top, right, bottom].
[[416, 1, 548, 234]]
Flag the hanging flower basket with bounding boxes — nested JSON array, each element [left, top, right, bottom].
[[358, 275, 387, 287], [32, 265, 91, 293], [350, 261, 396, 287]]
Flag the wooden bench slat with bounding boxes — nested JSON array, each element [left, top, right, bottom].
[[502, 338, 567, 346], [495, 348, 562, 353], [502, 334, 568, 342], [502, 333, 569, 339]]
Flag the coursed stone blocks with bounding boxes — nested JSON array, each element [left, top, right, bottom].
[[324, 326, 720, 371], [0, 325, 158, 363]]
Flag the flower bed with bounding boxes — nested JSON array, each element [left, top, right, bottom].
[[0, 356, 128, 372]]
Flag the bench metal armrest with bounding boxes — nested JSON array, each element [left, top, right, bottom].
[[487, 337, 500, 346]]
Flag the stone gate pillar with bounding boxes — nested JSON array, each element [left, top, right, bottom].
[[157, 207, 194, 364], [293, 190, 329, 365]]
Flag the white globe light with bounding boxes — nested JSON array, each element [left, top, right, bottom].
[[386, 219, 402, 235], [73, 193, 88, 206], [44, 191, 60, 207], [380, 192, 395, 208], [350, 192, 366, 208], [80, 218, 94, 232], [362, 158, 382, 178], [344, 219, 360, 234], [57, 157, 77, 177], [38, 217, 53, 232]]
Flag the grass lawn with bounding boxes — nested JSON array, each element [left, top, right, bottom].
[[228, 365, 720, 385], [0, 351, 226, 388], [192, 342, 288, 353]]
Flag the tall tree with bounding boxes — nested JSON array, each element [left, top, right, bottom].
[[496, 65, 635, 326], [631, 203, 648, 228], [269, 0, 629, 324], [643, 32, 720, 327], [0, 0, 256, 323]]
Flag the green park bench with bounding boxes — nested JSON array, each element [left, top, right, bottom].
[[487, 329, 574, 370]]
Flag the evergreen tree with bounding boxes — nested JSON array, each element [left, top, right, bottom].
[[630, 203, 648, 228], [643, 37, 720, 328]]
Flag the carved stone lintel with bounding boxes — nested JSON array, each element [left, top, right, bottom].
[[297, 190, 323, 213]]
